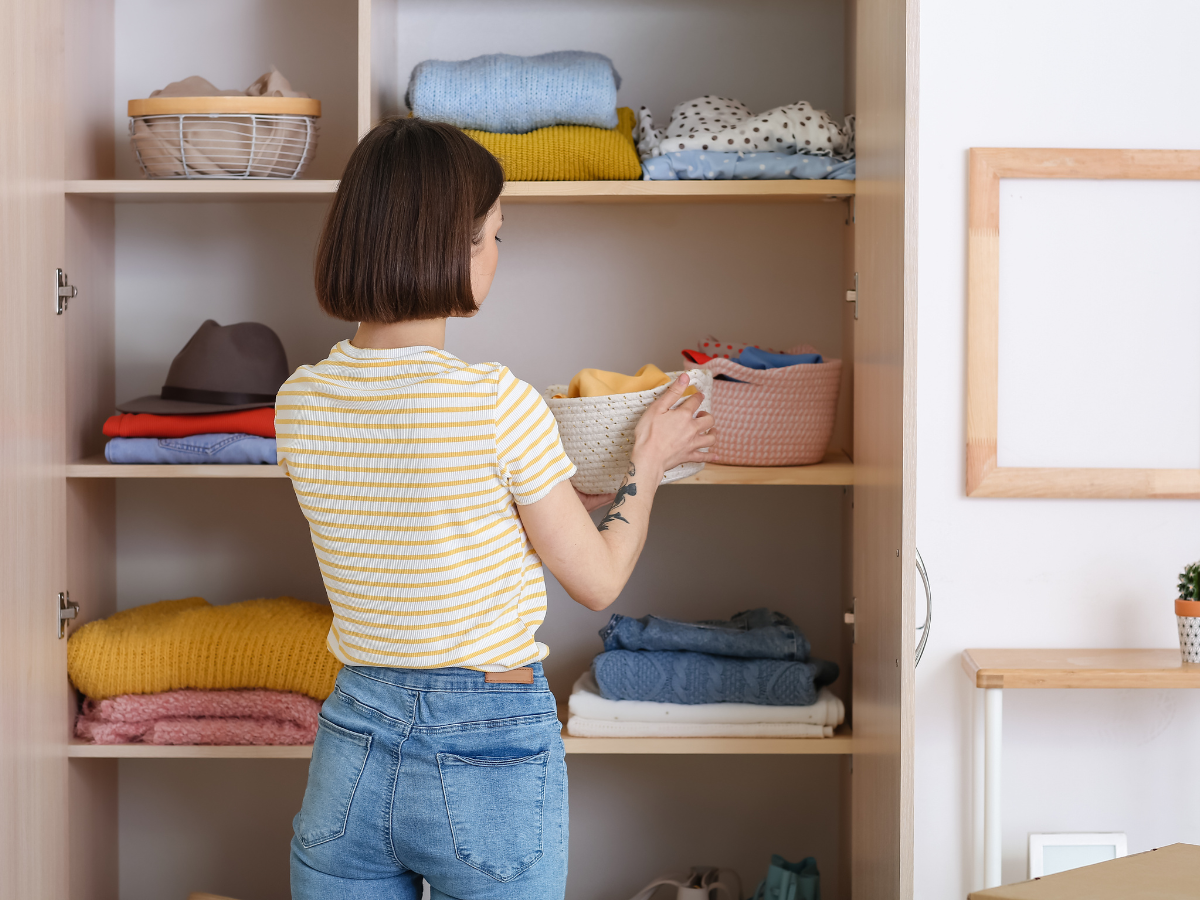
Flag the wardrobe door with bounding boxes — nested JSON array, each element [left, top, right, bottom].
[[851, 0, 917, 897], [0, 1, 70, 898]]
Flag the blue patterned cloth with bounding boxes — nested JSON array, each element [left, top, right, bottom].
[[643, 150, 855, 181], [105, 433, 277, 465], [592, 650, 838, 706], [405, 51, 620, 134], [600, 608, 809, 661]]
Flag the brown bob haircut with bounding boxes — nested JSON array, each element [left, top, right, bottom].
[[315, 117, 505, 322]]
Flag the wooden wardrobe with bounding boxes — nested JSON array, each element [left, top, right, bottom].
[[0, 0, 915, 897]]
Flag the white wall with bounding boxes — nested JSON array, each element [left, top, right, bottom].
[[916, 1, 1200, 895]]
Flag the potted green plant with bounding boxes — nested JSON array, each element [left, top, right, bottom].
[[1176, 562, 1200, 664]]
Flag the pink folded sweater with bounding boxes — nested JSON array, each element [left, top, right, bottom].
[[75, 689, 321, 745]]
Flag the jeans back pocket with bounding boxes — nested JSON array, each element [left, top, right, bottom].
[[295, 716, 372, 848], [437, 750, 549, 882]]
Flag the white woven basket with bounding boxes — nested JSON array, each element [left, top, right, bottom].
[[127, 96, 320, 180], [544, 369, 713, 494]]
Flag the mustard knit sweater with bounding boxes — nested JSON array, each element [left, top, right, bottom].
[[466, 106, 641, 181], [67, 597, 342, 701]]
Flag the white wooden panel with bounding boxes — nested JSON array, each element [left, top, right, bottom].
[[0, 1, 69, 899], [852, 0, 916, 896]]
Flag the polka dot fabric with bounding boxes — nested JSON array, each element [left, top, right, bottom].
[[697, 337, 780, 360], [636, 96, 852, 160]]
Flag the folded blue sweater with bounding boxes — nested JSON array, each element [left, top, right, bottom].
[[592, 650, 839, 706], [105, 434, 277, 465], [405, 51, 621, 134]]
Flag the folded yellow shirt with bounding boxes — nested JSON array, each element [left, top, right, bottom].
[[467, 107, 642, 181], [67, 596, 342, 701]]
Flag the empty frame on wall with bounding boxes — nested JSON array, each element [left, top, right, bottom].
[[966, 148, 1200, 498]]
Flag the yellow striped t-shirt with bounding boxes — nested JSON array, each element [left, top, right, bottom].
[[275, 341, 576, 671]]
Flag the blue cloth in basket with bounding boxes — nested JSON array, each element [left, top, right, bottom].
[[734, 347, 823, 369], [105, 434, 277, 465], [405, 51, 621, 134], [600, 608, 810, 661], [592, 650, 838, 706], [643, 150, 855, 181]]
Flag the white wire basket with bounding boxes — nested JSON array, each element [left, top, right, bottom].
[[127, 96, 320, 180]]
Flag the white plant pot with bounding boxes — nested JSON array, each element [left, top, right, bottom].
[[1175, 599, 1200, 664]]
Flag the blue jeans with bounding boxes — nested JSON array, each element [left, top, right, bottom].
[[600, 608, 809, 661], [291, 664, 568, 900]]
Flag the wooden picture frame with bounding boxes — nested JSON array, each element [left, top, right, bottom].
[[967, 148, 1200, 498]]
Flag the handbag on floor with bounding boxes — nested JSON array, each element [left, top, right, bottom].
[[751, 855, 819, 900], [627, 866, 741, 900]]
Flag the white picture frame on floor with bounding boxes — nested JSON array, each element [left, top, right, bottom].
[[1028, 832, 1128, 878]]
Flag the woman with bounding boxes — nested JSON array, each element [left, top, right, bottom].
[[278, 117, 713, 900]]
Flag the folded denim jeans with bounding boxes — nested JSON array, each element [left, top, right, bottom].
[[592, 650, 838, 706], [105, 433, 277, 464], [600, 608, 809, 661]]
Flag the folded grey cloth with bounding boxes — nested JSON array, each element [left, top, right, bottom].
[[600, 608, 809, 660], [592, 650, 838, 706], [405, 51, 620, 134]]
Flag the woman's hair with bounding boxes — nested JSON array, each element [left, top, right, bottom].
[[315, 117, 505, 322]]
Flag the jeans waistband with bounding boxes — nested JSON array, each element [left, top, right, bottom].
[[343, 662, 549, 693]]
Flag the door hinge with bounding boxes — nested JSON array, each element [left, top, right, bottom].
[[844, 598, 856, 644], [55, 268, 78, 315], [845, 272, 858, 320], [58, 591, 78, 638]]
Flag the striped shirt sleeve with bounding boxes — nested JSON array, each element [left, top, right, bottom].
[[495, 367, 576, 505]]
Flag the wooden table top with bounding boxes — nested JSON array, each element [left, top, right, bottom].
[[962, 648, 1200, 689]]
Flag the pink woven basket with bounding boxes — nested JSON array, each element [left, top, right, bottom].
[[697, 344, 842, 466]]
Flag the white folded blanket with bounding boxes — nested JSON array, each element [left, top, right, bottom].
[[566, 718, 834, 738], [567, 672, 844, 733]]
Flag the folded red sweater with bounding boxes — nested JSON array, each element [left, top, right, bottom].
[[103, 407, 275, 439]]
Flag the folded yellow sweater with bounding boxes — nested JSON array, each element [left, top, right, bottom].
[[467, 106, 641, 181], [67, 596, 342, 701]]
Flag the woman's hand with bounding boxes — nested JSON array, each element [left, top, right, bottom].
[[630, 374, 716, 480], [575, 488, 616, 512]]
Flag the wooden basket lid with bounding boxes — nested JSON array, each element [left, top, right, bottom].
[[128, 96, 321, 117]]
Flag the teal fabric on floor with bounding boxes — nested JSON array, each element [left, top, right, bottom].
[[752, 855, 820, 900]]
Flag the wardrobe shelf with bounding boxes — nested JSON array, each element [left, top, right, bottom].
[[673, 450, 853, 485], [65, 179, 342, 202], [68, 728, 853, 758], [66, 452, 854, 485], [67, 739, 313, 759], [67, 457, 287, 478], [65, 179, 855, 204]]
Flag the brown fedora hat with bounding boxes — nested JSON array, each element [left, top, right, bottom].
[[117, 320, 290, 415]]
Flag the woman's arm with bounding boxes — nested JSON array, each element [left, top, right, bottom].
[[517, 375, 714, 611]]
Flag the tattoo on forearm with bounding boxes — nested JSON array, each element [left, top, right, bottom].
[[598, 465, 637, 532]]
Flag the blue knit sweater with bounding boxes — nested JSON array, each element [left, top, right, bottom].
[[405, 51, 620, 134]]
